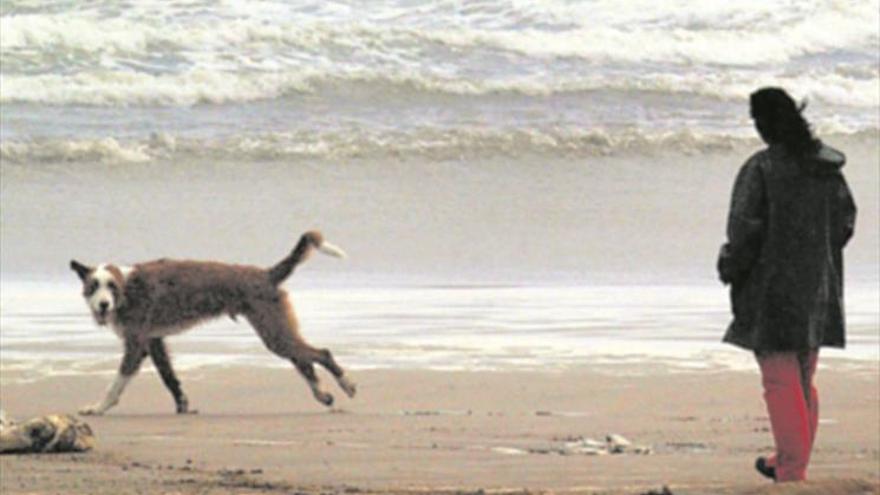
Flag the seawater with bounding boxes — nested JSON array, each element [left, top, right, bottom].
[[1, 280, 878, 381], [1, 0, 878, 162]]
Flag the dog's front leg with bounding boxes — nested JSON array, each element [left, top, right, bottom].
[[148, 338, 195, 414], [80, 340, 146, 416]]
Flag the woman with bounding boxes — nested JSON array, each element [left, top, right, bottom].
[[717, 87, 857, 482]]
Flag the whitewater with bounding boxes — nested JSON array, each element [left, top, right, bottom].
[[1, 0, 878, 162]]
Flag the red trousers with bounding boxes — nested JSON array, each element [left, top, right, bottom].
[[756, 350, 819, 482]]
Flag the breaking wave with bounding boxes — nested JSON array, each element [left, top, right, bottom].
[[2, 1, 876, 67], [1, 69, 878, 108], [1, 0, 877, 108], [2, 0, 878, 159], [3, 128, 875, 164]]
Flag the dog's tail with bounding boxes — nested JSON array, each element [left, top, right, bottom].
[[267, 231, 346, 285]]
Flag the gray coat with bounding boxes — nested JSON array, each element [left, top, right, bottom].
[[718, 144, 856, 352]]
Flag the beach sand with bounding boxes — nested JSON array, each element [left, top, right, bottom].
[[1, 366, 877, 494]]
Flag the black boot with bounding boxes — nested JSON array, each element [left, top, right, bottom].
[[755, 456, 776, 480]]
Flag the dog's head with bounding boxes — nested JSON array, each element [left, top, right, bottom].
[[70, 260, 126, 326]]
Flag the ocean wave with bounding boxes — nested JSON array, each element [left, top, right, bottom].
[[2, 1, 876, 66], [1, 0, 877, 109], [1, 137, 152, 163], [3, 128, 876, 164], [418, 6, 878, 66], [1, 68, 877, 108]]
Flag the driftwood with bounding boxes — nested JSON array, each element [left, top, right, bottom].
[[0, 410, 95, 454]]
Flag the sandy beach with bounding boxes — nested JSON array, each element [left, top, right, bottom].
[[1, 366, 877, 494]]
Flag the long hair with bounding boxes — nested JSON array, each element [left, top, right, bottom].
[[749, 87, 820, 156]]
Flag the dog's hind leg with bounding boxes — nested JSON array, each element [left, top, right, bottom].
[[149, 338, 195, 414], [245, 294, 338, 406], [80, 339, 146, 416], [311, 348, 356, 398], [291, 359, 335, 407], [274, 293, 356, 398], [277, 297, 356, 399]]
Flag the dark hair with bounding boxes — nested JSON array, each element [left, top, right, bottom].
[[749, 87, 820, 156]]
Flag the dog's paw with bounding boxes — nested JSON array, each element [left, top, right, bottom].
[[316, 392, 334, 407], [78, 405, 103, 416], [338, 376, 357, 398], [175, 396, 198, 415]]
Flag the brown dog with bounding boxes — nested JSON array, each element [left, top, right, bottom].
[[71, 231, 355, 415]]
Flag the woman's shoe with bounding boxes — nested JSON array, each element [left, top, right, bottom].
[[755, 456, 776, 480]]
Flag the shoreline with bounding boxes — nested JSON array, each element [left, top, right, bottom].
[[1, 367, 877, 494], [2, 282, 878, 383], [1, 354, 879, 386]]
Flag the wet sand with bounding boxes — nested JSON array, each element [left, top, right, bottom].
[[1, 366, 877, 494]]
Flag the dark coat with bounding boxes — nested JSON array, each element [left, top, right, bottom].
[[718, 143, 856, 352]]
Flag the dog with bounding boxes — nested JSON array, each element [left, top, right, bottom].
[[70, 231, 356, 415]]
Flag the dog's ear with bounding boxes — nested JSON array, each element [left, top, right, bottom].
[[70, 260, 93, 281]]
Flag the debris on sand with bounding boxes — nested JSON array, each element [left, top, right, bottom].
[[518, 433, 652, 457], [0, 412, 95, 454], [561, 437, 608, 456], [606, 433, 632, 453]]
